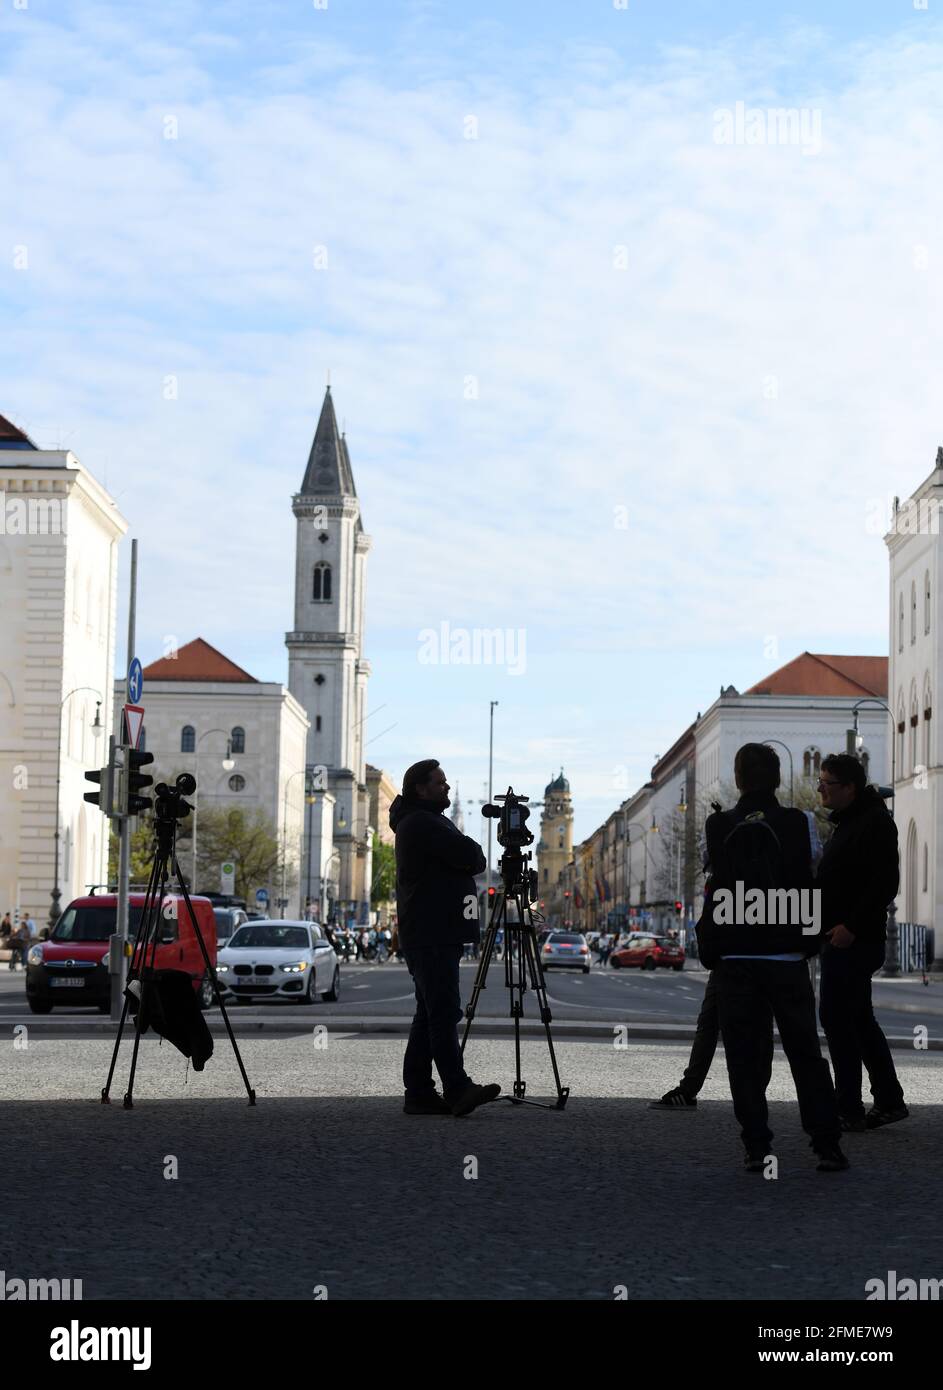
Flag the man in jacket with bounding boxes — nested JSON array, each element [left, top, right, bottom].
[[390, 759, 501, 1117], [816, 754, 907, 1131], [697, 743, 846, 1172]]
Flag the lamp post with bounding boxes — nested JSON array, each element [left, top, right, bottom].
[[190, 729, 235, 894], [847, 697, 900, 977], [762, 739, 794, 806], [50, 688, 103, 930], [281, 769, 307, 918]]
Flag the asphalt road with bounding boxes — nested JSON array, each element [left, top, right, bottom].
[[3, 959, 942, 1038]]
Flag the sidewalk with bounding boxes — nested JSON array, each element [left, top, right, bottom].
[[1, 1034, 939, 1301]]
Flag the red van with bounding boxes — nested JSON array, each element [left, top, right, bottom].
[[25, 893, 218, 1014]]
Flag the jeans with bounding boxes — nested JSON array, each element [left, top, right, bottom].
[[403, 944, 471, 1103], [680, 970, 719, 1097], [717, 958, 840, 1152], [819, 939, 905, 1117]]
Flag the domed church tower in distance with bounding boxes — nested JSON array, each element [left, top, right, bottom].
[[537, 769, 573, 926]]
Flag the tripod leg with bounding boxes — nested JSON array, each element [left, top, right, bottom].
[[521, 920, 569, 1109], [173, 854, 256, 1104], [460, 894, 503, 1052], [102, 851, 163, 1104], [123, 851, 171, 1109]]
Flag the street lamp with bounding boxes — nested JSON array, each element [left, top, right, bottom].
[[190, 729, 236, 894], [49, 688, 103, 930], [762, 739, 794, 806], [847, 697, 900, 977]]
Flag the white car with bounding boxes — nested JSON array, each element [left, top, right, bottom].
[[216, 920, 340, 1004]]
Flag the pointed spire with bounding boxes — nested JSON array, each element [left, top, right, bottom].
[[300, 385, 357, 497]]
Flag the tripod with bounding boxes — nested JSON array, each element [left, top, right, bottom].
[[102, 778, 256, 1109], [461, 852, 569, 1110]]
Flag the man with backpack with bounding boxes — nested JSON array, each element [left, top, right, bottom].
[[696, 743, 847, 1173]]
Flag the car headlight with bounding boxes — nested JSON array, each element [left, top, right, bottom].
[[280, 962, 308, 973], [27, 945, 43, 965], [215, 964, 230, 974]]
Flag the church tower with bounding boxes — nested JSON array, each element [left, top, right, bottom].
[[537, 770, 573, 925], [286, 386, 372, 921]]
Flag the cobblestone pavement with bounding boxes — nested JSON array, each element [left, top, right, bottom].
[[1, 1034, 939, 1301]]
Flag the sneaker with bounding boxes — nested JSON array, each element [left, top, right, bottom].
[[450, 1082, 501, 1117], [403, 1093, 453, 1115], [840, 1114, 868, 1133], [865, 1104, 909, 1130], [744, 1150, 769, 1173], [649, 1087, 697, 1110], [816, 1146, 850, 1172]]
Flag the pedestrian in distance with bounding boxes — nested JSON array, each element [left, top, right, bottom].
[[390, 759, 501, 1118], [697, 742, 847, 1173], [10, 920, 30, 971], [816, 754, 908, 1132]]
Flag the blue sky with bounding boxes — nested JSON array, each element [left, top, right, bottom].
[[2, 0, 940, 845]]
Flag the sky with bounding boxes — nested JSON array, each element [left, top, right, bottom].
[[1, 0, 940, 846]]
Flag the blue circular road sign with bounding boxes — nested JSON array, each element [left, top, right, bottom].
[[255, 888, 269, 905], [128, 657, 143, 704]]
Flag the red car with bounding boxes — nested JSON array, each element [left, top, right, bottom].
[[610, 933, 685, 972], [25, 893, 218, 1013]]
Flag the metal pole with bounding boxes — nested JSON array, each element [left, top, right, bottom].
[[486, 701, 498, 893], [112, 539, 136, 1021]]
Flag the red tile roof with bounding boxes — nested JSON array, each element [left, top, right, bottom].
[[142, 638, 257, 683], [745, 653, 887, 698]]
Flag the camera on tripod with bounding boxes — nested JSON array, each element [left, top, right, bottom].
[[482, 786, 534, 851], [153, 773, 196, 823]]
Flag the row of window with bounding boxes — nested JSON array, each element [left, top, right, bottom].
[[898, 572, 931, 651], [179, 726, 246, 753], [896, 676, 933, 777]]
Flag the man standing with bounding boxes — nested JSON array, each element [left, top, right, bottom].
[[816, 754, 907, 1131], [697, 743, 846, 1172], [390, 759, 501, 1117]]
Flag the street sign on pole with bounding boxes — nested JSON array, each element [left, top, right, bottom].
[[255, 888, 269, 907], [127, 657, 143, 704], [221, 861, 236, 895], [123, 703, 145, 750]]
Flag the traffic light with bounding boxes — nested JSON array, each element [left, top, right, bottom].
[[674, 900, 683, 916], [84, 761, 114, 815], [126, 748, 154, 816]]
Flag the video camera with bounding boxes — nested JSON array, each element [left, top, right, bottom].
[[481, 787, 534, 851]]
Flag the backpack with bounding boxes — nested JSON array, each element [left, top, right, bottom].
[[719, 810, 785, 894]]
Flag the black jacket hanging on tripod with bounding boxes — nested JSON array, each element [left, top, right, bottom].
[[390, 795, 485, 951]]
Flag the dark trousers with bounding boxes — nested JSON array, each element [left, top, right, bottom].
[[680, 970, 719, 1097], [819, 940, 904, 1117], [403, 944, 471, 1103], [717, 958, 840, 1152]]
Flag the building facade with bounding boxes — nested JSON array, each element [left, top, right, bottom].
[[886, 448, 943, 967], [286, 387, 374, 924], [0, 414, 126, 927]]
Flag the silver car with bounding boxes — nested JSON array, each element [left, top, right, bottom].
[[216, 920, 340, 1004], [540, 931, 591, 973]]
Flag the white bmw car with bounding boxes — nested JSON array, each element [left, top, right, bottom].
[[216, 920, 340, 1005]]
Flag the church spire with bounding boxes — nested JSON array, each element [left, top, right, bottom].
[[450, 783, 465, 833], [299, 385, 357, 497]]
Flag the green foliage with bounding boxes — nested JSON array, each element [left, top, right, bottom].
[[184, 803, 287, 900], [371, 833, 396, 903]]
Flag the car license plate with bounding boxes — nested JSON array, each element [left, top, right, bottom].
[[51, 977, 84, 987]]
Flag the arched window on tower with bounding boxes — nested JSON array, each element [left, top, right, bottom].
[[803, 747, 821, 778], [925, 570, 932, 635], [313, 563, 332, 602], [181, 725, 195, 753], [231, 726, 246, 755], [911, 581, 917, 644]]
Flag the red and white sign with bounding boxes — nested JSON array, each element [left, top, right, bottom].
[[123, 704, 145, 749]]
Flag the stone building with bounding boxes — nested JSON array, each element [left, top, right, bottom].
[[0, 413, 126, 926]]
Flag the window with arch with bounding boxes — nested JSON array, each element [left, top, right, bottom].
[[899, 593, 904, 652], [181, 725, 195, 753], [925, 678, 933, 766], [231, 726, 246, 755], [923, 841, 929, 893], [911, 686, 919, 771], [925, 570, 931, 635], [897, 698, 905, 776], [802, 747, 821, 778], [313, 563, 332, 602], [911, 580, 917, 644]]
